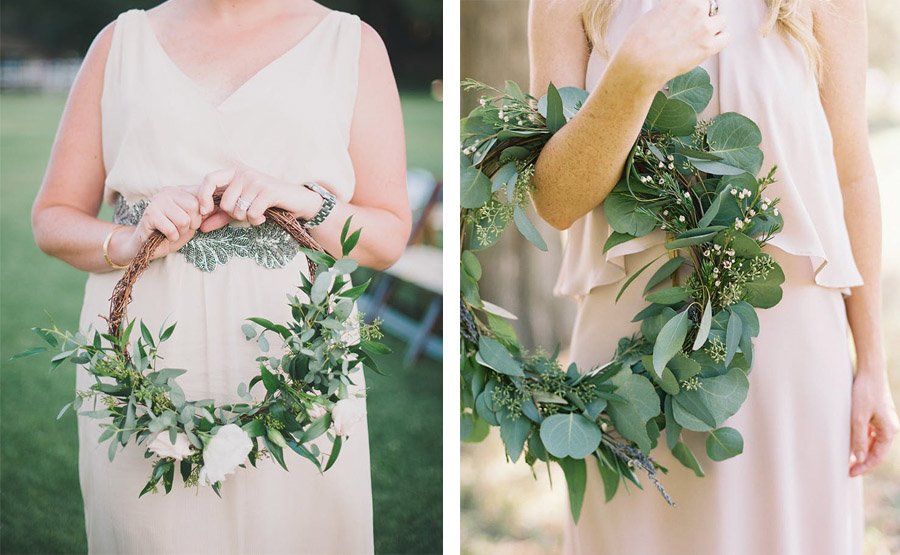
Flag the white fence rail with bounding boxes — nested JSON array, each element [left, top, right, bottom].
[[1, 59, 82, 92]]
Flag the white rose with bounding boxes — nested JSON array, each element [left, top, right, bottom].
[[148, 432, 193, 461], [308, 403, 328, 420], [331, 398, 366, 437], [198, 424, 253, 486]]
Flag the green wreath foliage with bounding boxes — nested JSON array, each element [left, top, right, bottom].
[[17, 220, 390, 496], [460, 67, 785, 521]]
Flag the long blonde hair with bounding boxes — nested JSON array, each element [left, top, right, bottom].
[[581, 0, 821, 79]]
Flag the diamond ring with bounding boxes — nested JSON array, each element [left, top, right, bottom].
[[236, 197, 251, 211], [709, 0, 719, 16]]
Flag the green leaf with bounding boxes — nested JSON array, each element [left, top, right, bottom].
[[652, 309, 691, 378], [645, 287, 690, 305], [596, 450, 620, 502], [10, 346, 47, 360], [665, 226, 727, 249], [706, 112, 764, 175], [461, 164, 492, 209], [706, 427, 744, 461], [492, 162, 518, 193], [672, 441, 705, 477], [603, 192, 657, 237], [673, 369, 749, 431], [476, 336, 524, 377], [461, 250, 482, 280], [539, 413, 602, 459], [544, 83, 566, 133], [667, 67, 713, 113], [642, 355, 680, 395], [743, 256, 785, 309], [724, 310, 742, 366], [266, 427, 289, 450], [324, 435, 343, 471], [461, 413, 490, 443], [606, 371, 660, 452], [499, 414, 532, 462], [241, 419, 266, 438], [644, 257, 685, 293], [513, 206, 547, 251], [602, 231, 634, 253], [692, 300, 713, 350], [645, 92, 697, 136], [558, 457, 587, 523], [241, 323, 257, 340], [616, 254, 665, 302]]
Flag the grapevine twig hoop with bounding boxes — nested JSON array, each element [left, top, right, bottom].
[[107, 191, 324, 341]]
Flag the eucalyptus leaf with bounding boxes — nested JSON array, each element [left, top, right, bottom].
[[706, 427, 744, 461], [539, 413, 602, 459]]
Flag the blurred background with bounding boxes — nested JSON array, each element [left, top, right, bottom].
[[0, 1, 442, 554], [460, 1, 900, 554]]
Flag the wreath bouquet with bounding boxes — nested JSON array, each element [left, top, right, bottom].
[[16, 197, 389, 497], [460, 67, 785, 520]]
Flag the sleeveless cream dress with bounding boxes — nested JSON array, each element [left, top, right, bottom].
[[75, 9, 374, 554], [556, 2, 864, 554]]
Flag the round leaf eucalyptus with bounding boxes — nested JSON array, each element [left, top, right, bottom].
[[460, 67, 785, 522]]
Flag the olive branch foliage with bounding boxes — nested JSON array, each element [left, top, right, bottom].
[[460, 67, 785, 521], [15, 218, 390, 497]]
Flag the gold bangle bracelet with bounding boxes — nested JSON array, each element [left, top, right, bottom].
[[103, 224, 131, 270]]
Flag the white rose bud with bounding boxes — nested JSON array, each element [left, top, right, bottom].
[[198, 424, 253, 486], [148, 432, 194, 461], [308, 403, 328, 420], [331, 398, 367, 437]]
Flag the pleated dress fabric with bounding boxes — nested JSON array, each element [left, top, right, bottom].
[[557, 2, 865, 554], [75, 9, 374, 554]]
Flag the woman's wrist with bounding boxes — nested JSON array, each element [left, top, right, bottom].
[[606, 49, 665, 99], [106, 226, 137, 268], [291, 187, 326, 220]]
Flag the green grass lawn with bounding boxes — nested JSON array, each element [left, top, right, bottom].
[[0, 91, 442, 554]]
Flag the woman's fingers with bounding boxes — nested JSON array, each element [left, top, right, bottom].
[[170, 191, 203, 230], [246, 191, 276, 225], [198, 169, 235, 216], [849, 409, 871, 469], [199, 209, 232, 233], [852, 411, 899, 475]]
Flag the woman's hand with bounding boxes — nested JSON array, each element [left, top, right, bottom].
[[195, 165, 325, 232], [849, 363, 899, 476], [108, 186, 204, 264], [614, 0, 729, 91]]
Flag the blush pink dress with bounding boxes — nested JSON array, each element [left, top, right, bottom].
[[75, 9, 374, 554], [555, 2, 865, 554]]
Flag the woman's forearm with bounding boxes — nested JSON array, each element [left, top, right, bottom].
[[32, 205, 131, 274], [308, 201, 408, 271], [531, 55, 659, 230], [841, 175, 885, 374]]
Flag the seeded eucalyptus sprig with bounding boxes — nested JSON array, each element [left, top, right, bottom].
[[460, 67, 785, 521], [16, 218, 389, 497]]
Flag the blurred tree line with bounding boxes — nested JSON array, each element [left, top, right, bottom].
[[0, 0, 441, 86]]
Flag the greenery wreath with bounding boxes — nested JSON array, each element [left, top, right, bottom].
[[17, 197, 389, 497], [460, 67, 785, 520]]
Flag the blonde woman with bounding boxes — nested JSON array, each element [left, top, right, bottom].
[[31, 0, 410, 552], [529, 0, 897, 553]]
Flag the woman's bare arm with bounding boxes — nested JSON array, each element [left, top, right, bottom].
[[814, 0, 899, 475], [30, 23, 123, 272], [528, 0, 729, 230], [32, 23, 202, 272]]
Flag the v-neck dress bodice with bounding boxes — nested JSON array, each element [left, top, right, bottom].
[[76, 9, 375, 554], [101, 9, 357, 207], [559, 3, 863, 555]]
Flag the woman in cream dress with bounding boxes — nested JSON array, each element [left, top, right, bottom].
[[31, 0, 410, 553], [529, 0, 897, 553]]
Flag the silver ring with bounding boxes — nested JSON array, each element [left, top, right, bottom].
[[708, 0, 719, 16], [236, 196, 251, 211]]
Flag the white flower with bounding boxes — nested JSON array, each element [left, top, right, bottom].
[[734, 218, 744, 230], [148, 432, 193, 461], [773, 208, 780, 216], [730, 188, 737, 196], [308, 403, 328, 420], [678, 215, 686, 223], [761, 203, 769, 210], [198, 424, 253, 486], [332, 398, 366, 437], [683, 191, 691, 198], [668, 163, 675, 169], [667, 154, 674, 161]]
